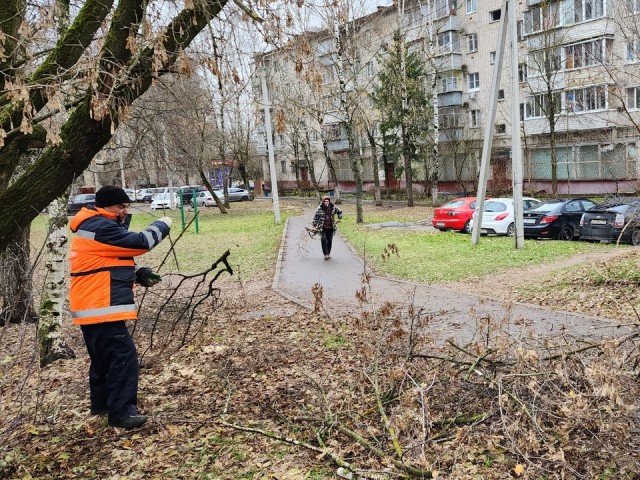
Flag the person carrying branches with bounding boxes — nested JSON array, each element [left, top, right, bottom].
[[68, 186, 172, 429], [311, 195, 343, 260]]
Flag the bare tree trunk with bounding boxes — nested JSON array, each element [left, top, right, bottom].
[[332, 8, 362, 221], [302, 128, 320, 193], [39, 197, 75, 367], [0, 226, 38, 325]]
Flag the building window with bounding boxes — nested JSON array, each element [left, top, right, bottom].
[[529, 48, 562, 75], [438, 31, 460, 53], [490, 51, 496, 64], [489, 9, 501, 22], [565, 85, 607, 113], [518, 63, 528, 82], [627, 87, 640, 109], [435, 0, 454, 18], [439, 106, 461, 129], [280, 160, 287, 173], [562, 0, 607, 25], [366, 61, 374, 77], [469, 109, 480, 127], [564, 38, 612, 69], [498, 89, 505, 100], [628, 0, 640, 14], [308, 129, 318, 141], [517, 20, 524, 41], [627, 39, 640, 62], [468, 72, 480, 90], [467, 33, 478, 52], [440, 76, 459, 93], [524, 3, 559, 35], [529, 144, 632, 180], [495, 123, 506, 134], [525, 92, 561, 118], [466, 0, 477, 14]]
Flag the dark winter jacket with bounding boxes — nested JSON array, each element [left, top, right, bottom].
[[312, 202, 343, 231], [68, 207, 170, 325]]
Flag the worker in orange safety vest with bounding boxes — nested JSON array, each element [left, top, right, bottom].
[[69, 185, 172, 429]]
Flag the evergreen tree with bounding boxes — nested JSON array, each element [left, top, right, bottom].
[[374, 30, 433, 204]]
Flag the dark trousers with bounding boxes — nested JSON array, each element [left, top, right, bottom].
[[81, 321, 139, 423], [321, 228, 334, 255]]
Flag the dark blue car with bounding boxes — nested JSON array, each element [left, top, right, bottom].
[[523, 198, 597, 240], [580, 198, 640, 246]]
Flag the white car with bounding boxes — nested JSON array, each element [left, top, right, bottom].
[[151, 192, 179, 210], [135, 188, 154, 203], [124, 188, 136, 201], [469, 197, 542, 236], [192, 190, 216, 207]]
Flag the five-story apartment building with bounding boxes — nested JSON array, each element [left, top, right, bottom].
[[253, 0, 640, 196]]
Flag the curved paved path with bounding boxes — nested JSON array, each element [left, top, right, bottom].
[[273, 213, 628, 345]]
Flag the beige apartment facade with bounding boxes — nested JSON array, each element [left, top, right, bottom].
[[253, 0, 640, 197]]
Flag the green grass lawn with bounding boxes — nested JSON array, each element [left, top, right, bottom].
[[31, 202, 300, 279], [338, 211, 624, 283], [129, 203, 303, 276], [30, 200, 626, 284]]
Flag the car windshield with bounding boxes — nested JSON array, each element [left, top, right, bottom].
[[155, 193, 172, 200], [442, 200, 465, 208]]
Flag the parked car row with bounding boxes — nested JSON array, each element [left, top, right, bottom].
[[191, 187, 253, 207], [432, 196, 640, 246], [66, 185, 254, 215]]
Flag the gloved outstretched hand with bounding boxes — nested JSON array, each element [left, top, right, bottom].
[[158, 216, 173, 228], [137, 267, 162, 287]]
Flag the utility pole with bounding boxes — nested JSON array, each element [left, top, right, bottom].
[[260, 62, 281, 224], [162, 128, 175, 209], [472, 0, 523, 248], [509, 0, 524, 248]]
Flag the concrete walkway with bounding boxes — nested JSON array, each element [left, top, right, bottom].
[[273, 213, 628, 344]]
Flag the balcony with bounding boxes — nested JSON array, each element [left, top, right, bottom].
[[438, 14, 460, 32], [434, 53, 463, 72], [327, 138, 349, 151], [437, 91, 463, 107], [523, 109, 621, 135]]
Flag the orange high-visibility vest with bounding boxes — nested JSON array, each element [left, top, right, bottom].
[[69, 208, 169, 325]]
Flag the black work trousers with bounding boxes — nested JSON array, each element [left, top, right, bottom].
[[81, 321, 139, 423], [321, 228, 335, 255]]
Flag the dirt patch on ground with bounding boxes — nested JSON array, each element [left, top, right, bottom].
[[446, 246, 640, 322]]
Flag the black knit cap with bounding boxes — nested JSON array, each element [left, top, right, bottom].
[[95, 186, 131, 207]]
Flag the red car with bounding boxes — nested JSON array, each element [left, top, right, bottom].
[[432, 197, 483, 233]]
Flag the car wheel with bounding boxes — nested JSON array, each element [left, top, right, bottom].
[[506, 223, 515, 237], [558, 225, 573, 241], [241, 195, 249, 201], [631, 229, 640, 246], [461, 220, 471, 234]]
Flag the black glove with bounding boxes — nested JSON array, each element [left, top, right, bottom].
[[137, 268, 162, 287]]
